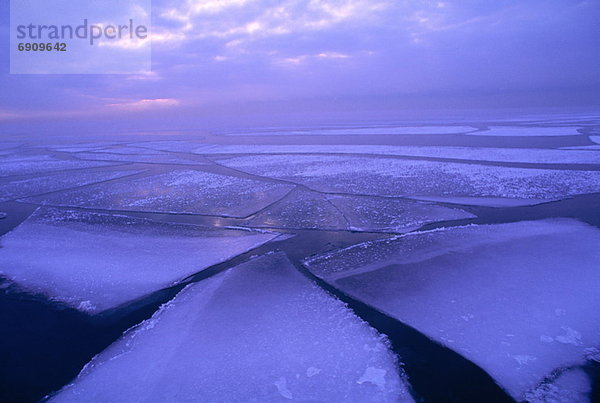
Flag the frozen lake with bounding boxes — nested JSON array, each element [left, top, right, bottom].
[[1, 115, 599, 402]]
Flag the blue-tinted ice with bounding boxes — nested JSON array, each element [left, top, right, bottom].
[[51, 253, 413, 402], [0, 208, 281, 313], [303, 219, 600, 400]]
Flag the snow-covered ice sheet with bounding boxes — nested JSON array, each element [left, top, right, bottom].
[[303, 219, 600, 400], [0, 155, 119, 177], [196, 144, 600, 164], [222, 126, 476, 136], [51, 253, 412, 402], [0, 208, 280, 313], [249, 191, 348, 230], [470, 126, 581, 136], [327, 195, 475, 232], [217, 155, 600, 205], [24, 169, 295, 217], [0, 170, 142, 202]]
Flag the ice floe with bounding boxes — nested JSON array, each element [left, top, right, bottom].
[[327, 195, 475, 232], [0, 208, 281, 313], [303, 219, 600, 400], [74, 152, 208, 165], [249, 191, 348, 230], [51, 252, 412, 402], [0, 155, 119, 178], [195, 144, 600, 164], [23, 169, 295, 217], [132, 141, 203, 153], [217, 155, 600, 205], [470, 127, 581, 136], [0, 170, 142, 202]]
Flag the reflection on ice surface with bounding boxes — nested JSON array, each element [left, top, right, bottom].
[[51, 253, 412, 402], [0, 169, 142, 202], [0, 208, 280, 313], [24, 169, 295, 217], [218, 155, 600, 205], [304, 219, 600, 400]]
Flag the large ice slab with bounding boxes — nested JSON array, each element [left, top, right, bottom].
[[217, 155, 600, 205], [0, 155, 119, 177], [303, 219, 600, 400], [327, 195, 475, 232], [0, 170, 142, 202], [52, 253, 412, 402], [469, 126, 581, 136], [0, 208, 281, 313], [590, 136, 600, 144], [195, 144, 600, 164], [24, 169, 295, 218]]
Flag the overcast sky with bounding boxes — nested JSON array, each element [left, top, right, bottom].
[[1, 0, 599, 131]]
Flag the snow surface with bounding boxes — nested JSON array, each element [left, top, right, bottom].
[[470, 127, 581, 136], [51, 252, 412, 402], [0, 208, 280, 313], [0, 170, 142, 202], [303, 219, 600, 400], [0, 155, 119, 177], [222, 126, 476, 135], [195, 145, 600, 164], [217, 155, 600, 204], [24, 169, 295, 218]]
